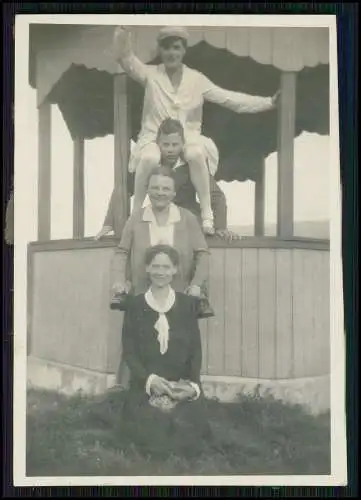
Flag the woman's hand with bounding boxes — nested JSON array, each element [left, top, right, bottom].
[[94, 226, 112, 241], [113, 26, 131, 60], [215, 229, 241, 242], [149, 375, 173, 397], [170, 382, 197, 402], [185, 285, 202, 298], [271, 90, 281, 108], [111, 281, 129, 296]]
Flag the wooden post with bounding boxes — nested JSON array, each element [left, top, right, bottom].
[[37, 101, 51, 241], [112, 73, 131, 386], [254, 159, 265, 236], [277, 72, 296, 238], [113, 73, 130, 236], [73, 137, 85, 238]]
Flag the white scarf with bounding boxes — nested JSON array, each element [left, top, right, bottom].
[[145, 286, 176, 355]]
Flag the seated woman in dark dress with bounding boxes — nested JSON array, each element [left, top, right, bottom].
[[120, 244, 211, 455]]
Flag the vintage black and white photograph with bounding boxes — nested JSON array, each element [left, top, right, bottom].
[[13, 14, 346, 486]]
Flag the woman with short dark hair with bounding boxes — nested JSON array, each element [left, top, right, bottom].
[[120, 244, 211, 455], [113, 25, 279, 234]]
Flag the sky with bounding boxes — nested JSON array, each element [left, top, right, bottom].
[[24, 86, 330, 241]]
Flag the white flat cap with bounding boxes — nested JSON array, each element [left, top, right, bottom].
[[157, 26, 189, 43]]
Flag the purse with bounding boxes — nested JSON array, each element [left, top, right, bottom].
[[110, 291, 129, 311], [196, 295, 215, 319]]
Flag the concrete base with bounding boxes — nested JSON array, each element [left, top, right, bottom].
[[27, 356, 116, 396], [201, 375, 330, 416], [27, 356, 330, 415]]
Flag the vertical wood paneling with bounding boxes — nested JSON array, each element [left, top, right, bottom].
[[224, 249, 242, 376], [258, 249, 277, 378], [105, 250, 125, 373], [321, 252, 330, 374], [31, 248, 113, 372], [207, 250, 225, 375], [307, 251, 330, 376], [29, 245, 330, 381], [292, 249, 305, 377], [241, 249, 259, 377], [293, 250, 314, 377], [302, 250, 320, 376], [275, 249, 293, 378], [199, 254, 210, 375]]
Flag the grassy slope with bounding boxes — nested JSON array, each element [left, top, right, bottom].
[[26, 389, 330, 477]]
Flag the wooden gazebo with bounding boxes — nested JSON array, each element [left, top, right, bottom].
[[27, 24, 331, 413]]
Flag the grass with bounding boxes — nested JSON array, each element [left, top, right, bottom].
[[26, 388, 331, 477]]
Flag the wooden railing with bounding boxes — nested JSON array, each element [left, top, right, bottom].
[[27, 237, 330, 381]]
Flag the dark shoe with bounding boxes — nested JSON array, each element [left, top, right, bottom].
[[197, 296, 215, 319], [110, 292, 128, 311]]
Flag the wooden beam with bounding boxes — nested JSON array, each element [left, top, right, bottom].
[[277, 72, 296, 238], [73, 137, 85, 238], [254, 159, 266, 236], [113, 74, 130, 237], [37, 101, 51, 241]]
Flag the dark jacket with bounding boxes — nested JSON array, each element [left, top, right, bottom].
[[122, 292, 202, 391], [172, 162, 227, 231]]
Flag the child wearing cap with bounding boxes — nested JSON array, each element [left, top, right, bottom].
[[113, 25, 279, 234]]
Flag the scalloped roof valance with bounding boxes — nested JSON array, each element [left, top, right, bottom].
[[29, 24, 329, 105]]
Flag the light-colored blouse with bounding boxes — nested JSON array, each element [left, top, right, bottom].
[[143, 203, 181, 247], [117, 35, 274, 151]]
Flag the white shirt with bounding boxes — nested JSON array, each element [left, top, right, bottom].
[[143, 203, 181, 247], [118, 38, 273, 148]]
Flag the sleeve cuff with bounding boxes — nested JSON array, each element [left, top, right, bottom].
[[145, 374, 157, 396], [188, 382, 201, 401]]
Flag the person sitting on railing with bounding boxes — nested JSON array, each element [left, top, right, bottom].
[[95, 119, 239, 242], [112, 25, 279, 235], [119, 244, 212, 455], [111, 165, 209, 299]]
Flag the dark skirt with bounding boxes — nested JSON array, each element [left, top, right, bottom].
[[119, 388, 212, 457]]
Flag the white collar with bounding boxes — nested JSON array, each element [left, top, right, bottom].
[[158, 63, 188, 75], [143, 203, 181, 225], [159, 157, 186, 170], [145, 286, 176, 313], [145, 286, 176, 355], [172, 157, 186, 170]]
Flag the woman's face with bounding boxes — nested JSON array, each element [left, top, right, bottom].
[[148, 174, 176, 210], [146, 253, 177, 287], [159, 39, 186, 70]]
